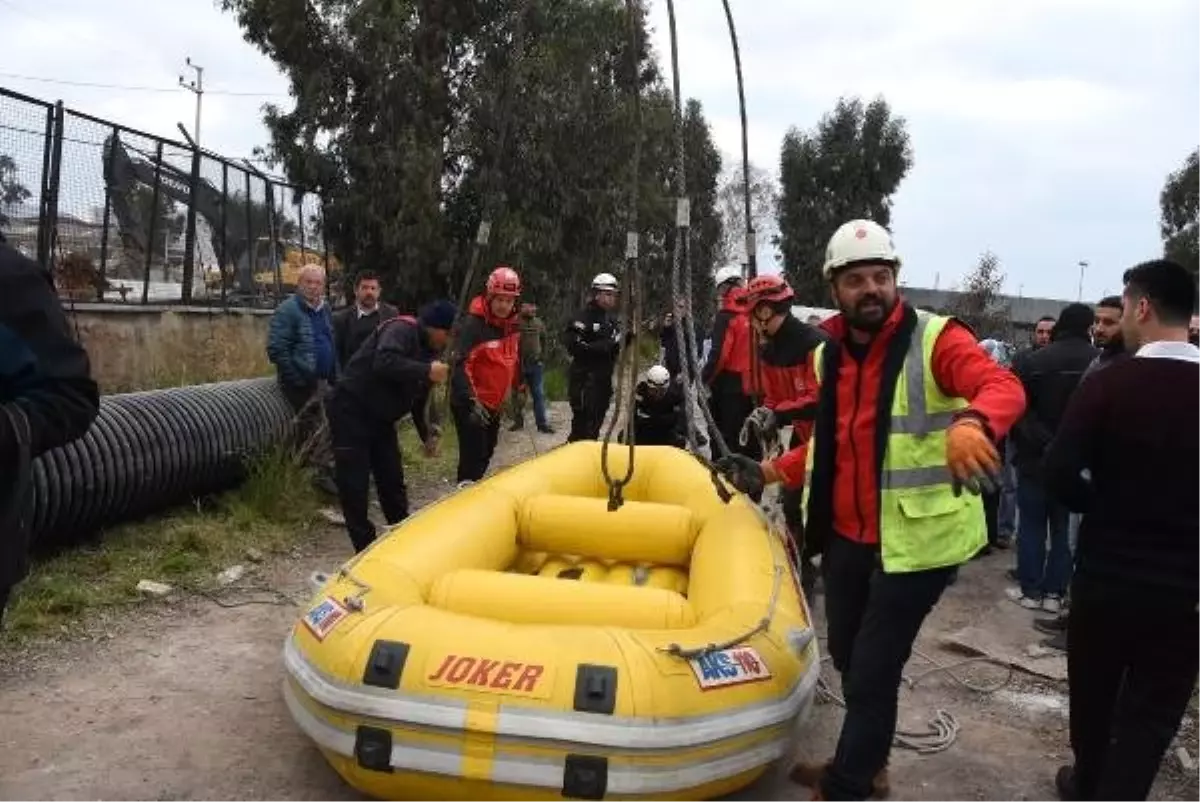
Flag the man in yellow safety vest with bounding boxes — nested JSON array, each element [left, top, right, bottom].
[[717, 219, 1027, 800]]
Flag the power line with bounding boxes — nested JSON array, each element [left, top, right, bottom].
[[0, 72, 287, 98]]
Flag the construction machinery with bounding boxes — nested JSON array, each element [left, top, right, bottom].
[[103, 134, 339, 299]]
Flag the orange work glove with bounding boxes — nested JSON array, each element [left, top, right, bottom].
[[945, 418, 1001, 496]]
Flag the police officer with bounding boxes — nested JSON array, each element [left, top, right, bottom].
[[564, 272, 621, 442]]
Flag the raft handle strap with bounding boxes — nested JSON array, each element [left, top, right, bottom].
[[658, 563, 783, 660]]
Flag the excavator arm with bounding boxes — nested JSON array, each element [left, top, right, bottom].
[[104, 136, 257, 291]]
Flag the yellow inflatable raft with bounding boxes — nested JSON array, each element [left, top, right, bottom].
[[284, 442, 820, 800]]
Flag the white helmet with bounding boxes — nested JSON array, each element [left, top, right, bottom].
[[591, 272, 619, 291], [646, 364, 670, 388], [714, 265, 743, 289], [823, 219, 901, 279]]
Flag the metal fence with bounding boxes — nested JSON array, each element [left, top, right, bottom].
[[0, 86, 336, 308]]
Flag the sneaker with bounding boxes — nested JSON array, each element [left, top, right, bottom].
[[1005, 586, 1042, 609], [537, 425, 556, 434], [1042, 595, 1064, 614]]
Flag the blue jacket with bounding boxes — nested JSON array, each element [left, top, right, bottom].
[[267, 293, 336, 387]]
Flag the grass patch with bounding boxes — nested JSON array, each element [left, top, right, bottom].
[[397, 416, 459, 483], [543, 365, 568, 402], [4, 447, 321, 639]]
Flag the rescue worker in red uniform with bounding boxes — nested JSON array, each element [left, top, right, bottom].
[[735, 274, 826, 594], [451, 266, 522, 485], [718, 220, 1026, 801], [701, 264, 758, 459]]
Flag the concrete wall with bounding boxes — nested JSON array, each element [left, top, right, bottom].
[[69, 304, 275, 394]]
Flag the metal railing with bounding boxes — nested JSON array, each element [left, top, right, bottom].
[[0, 86, 337, 308]]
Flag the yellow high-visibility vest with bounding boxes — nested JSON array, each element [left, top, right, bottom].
[[807, 312, 985, 572]]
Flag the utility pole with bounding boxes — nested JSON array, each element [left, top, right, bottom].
[[179, 57, 204, 149], [1077, 259, 1089, 302]]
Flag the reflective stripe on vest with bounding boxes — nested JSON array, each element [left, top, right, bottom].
[[806, 312, 985, 573]]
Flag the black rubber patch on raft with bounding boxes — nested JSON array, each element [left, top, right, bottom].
[[362, 640, 411, 689], [354, 726, 394, 773], [573, 664, 618, 715], [562, 754, 608, 800], [557, 566, 585, 580]]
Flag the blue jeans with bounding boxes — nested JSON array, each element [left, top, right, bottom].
[[998, 442, 1017, 538], [516, 363, 549, 430], [1016, 479, 1073, 598]]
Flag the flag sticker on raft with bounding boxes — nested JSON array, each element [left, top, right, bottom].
[[688, 646, 772, 690], [302, 596, 349, 641]]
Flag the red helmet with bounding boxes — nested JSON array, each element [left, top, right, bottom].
[[486, 265, 521, 298], [745, 274, 794, 306]]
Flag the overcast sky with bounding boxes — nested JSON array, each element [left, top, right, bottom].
[[1, 0, 1196, 301]]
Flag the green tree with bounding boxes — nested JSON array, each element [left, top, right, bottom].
[[947, 250, 1010, 340], [1160, 148, 1198, 274], [776, 96, 913, 304], [221, 0, 724, 344], [716, 159, 776, 268], [0, 153, 31, 229]]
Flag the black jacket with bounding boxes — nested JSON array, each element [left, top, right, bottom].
[[332, 302, 399, 369], [334, 316, 434, 425], [1011, 334, 1098, 479], [632, 379, 685, 447], [1043, 353, 1198, 601], [0, 241, 99, 589], [563, 302, 620, 374]]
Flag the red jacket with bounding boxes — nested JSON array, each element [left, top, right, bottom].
[[757, 315, 825, 489], [450, 296, 520, 412], [806, 302, 1026, 546], [702, 289, 752, 391]]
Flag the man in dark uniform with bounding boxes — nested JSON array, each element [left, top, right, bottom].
[[0, 235, 99, 626], [332, 269, 398, 368], [563, 272, 621, 442], [629, 365, 686, 447], [325, 300, 455, 552]]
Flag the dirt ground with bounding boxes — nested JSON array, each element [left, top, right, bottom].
[[1, 402, 1196, 801]]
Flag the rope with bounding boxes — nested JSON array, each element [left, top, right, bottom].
[[716, 0, 765, 406], [658, 495, 796, 659], [660, 0, 734, 506], [813, 642, 1018, 755], [434, 0, 531, 431], [664, 0, 699, 457], [598, 0, 645, 512]]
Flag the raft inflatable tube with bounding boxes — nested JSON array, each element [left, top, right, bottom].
[[284, 442, 820, 800]]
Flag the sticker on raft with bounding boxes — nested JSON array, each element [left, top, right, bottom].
[[426, 654, 552, 699], [302, 596, 349, 641], [688, 646, 772, 690]]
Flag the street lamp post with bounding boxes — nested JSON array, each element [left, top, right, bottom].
[[1077, 260, 1089, 302]]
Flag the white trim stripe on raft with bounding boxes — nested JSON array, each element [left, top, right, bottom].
[[283, 635, 821, 751], [283, 680, 804, 794]]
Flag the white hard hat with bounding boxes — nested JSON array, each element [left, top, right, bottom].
[[646, 364, 670, 388], [591, 272, 619, 291], [823, 219, 901, 279], [714, 265, 743, 288]]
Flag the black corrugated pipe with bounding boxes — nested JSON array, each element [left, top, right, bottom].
[[29, 377, 295, 552]]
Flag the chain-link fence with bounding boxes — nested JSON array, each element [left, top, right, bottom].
[[0, 86, 338, 308]]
